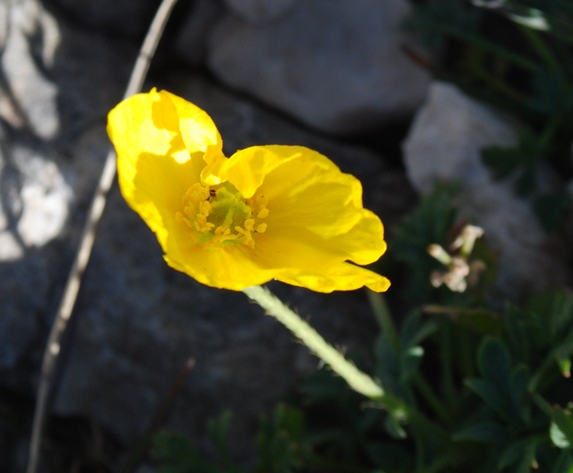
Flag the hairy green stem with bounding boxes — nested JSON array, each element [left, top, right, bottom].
[[243, 286, 399, 408]]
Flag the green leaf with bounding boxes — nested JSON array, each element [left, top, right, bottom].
[[509, 364, 530, 411], [398, 312, 436, 383], [366, 443, 413, 471], [498, 438, 537, 472], [452, 419, 509, 444], [533, 191, 573, 232], [403, 0, 482, 50], [557, 356, 572, 378], [465, 378, 511, 421], [400, 346, 424, 384], [526, 290, 573, 341], [503, 304, 531, 363], [553, 451, 573, 473], [207, 411, 234, 467], [384, 413, 407, 440], [374, 335, 404, 399], [400, 312, 437, 350], [478, 338, 511, 389], [255, 404, 308, 473], [151, 431, 223, 473], [550, 408, 573, 449]]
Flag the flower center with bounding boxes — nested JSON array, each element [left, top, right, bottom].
[[176, 182, 269, 249]]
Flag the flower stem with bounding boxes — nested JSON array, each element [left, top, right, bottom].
[[243, 286, 401, 410]]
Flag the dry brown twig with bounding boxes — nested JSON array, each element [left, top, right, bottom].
[[25, 0, 179, 471]]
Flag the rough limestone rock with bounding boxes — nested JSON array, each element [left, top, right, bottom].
[[402, 81, 571, 301], [0, 0, 415, 468], [206, 0, 430, 134]]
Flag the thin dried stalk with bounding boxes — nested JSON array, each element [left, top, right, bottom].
[[25, 1, 179, 471]]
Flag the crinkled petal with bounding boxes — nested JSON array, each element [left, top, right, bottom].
[[158, 90, 223, 163], [159, 89, 228, 186], [250, 229, 347, 271], [108, 89, 209, 247], [164, 242, 276, 290], [277, 263, 391, 293], [224, 146, 314, 198], [228, 146, 386, 265]]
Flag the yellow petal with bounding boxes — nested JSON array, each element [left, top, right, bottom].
[[158, 90, 228, 186], [240, 146, 386, 265], [164, 243, 276, 290], [324, 208, 387, 265], [224, 145, 309, 198], [277, 262, 391, 293], [250, 229, 346, 271], [107, 90, 210, 247], [157, 90, 223, 163]]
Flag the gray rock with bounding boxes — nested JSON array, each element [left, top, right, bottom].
[[206, 0, 430, 134], [173, 0, 225, 66], [43, 0, 162, 38], [0, 0, 71, 377], [0, 139, 71, 259], [402, 82, 572, 301], [1, 0, 60, 139], [222, 0, 298, 23]]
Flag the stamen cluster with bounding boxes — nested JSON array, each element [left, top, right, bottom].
[[176, 183, 269, 249]]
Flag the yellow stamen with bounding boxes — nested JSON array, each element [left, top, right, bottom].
[[178, 184, 270, 249]]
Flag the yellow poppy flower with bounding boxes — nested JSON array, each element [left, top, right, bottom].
[[107, 89, 390, 293]]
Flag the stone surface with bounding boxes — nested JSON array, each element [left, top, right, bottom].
[[206, 0, 430, 134], [173, 0, 225, 66], [0, 145, 71, 258], [402, 81, 572, 301], [42, 0, 162, 39], [1, 0, 60, 139], [0, 0, 416, 468], [222, 0, 298, 23]]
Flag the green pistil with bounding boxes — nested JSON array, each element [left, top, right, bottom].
[[209, 184, 252, 233]]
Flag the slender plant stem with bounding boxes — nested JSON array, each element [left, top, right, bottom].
[[25, 1, 179, 472], [439, 321, 456, 408], [242, 285, 406, 416], [412, 373, 450, 426], [366, 290, 398, 349], [518, 24, 564, 75]]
